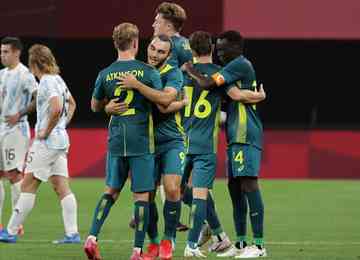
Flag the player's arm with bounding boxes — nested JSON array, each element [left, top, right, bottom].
[[227, 84, 266, 104], [119, 74, 176, 107], [91, 97, 107, 112], [157, 88, 188, 113], [5, 90, 37, 126], [183, 62, 217, 90], [38, 96, 62, 139], [66, 93, 76, 125], [104, 99, 128, 115]]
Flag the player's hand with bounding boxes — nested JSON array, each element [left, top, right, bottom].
[[105, 99, 128, 115], [5, 112, 21, 126], [257, 83, 266, 100], [37, 129, 48, 140], [182, 62, 194, 73], [119, 74, 139, 90]]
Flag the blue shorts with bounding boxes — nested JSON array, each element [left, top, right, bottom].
[[106, 152, 155, 192], [182, 153, 217, 189], [227, 144, 262, 178], [154, 146, 185, 183]]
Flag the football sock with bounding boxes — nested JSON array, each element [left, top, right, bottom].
[[0, 180, 4, 225], [228, 179, 248, 238], [163, 200, 181, 240], [206, 192, 222, 233], [147, 201, 159, 244], [246, 190, 264, 245], [89, 193, 115, 237], [182, 186, 192, 206], [187, 198, 207, 247], [10, 180, 22, 210], [134, 201, 149, 248], [61, 193, 78, 236], [7, 192, 35, 235]]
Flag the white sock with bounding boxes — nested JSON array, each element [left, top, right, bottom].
[[159, 184, 166, 204], [0, 180, 5, 224], [11, 180, 23, 210], [61, 193, 78, 236], [7, 193, 35, 235]]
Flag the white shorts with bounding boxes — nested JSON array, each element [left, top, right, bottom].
[[0, 128, 30, 172], [25, 141, 68, 182]]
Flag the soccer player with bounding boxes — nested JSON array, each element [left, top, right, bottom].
[[184, 31, 267, 258], [182, 31, 265, 258], [153, 2, 193, 68], [0, 44, 79, 244], [84, 23, 165, 260], [118, 34, 186, 260], [0, 37, 37, 235]]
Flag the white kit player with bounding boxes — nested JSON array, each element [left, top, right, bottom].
[[0, 44, 80, 244], [0, 37, 37, 234]]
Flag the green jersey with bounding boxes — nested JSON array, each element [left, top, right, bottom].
[[214, 55, 263, 149], [183, 63, 224, 154], [167, 35, 193, 67], [93, 60, 162, 156], [154, 63, 185, 153]]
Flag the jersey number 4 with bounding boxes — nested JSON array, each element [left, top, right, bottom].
[[184, 86, 211, 118]]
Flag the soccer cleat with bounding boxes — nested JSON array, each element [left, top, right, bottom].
[[176, 221, 189, 232], [235, 246, 267, 258], [146, 243, 160, 258], [84, 236, 102, 260], [17, 225, 25, 236], [159, 239, 173, 260], [0, 229, 17, 243], [130, 250, 144, 260], [184, 244, 206, 258], [53, 233, 81, 244], [216, 245, 244, 257], [198, 223, 212, 247], [208, 236, 232, 252]]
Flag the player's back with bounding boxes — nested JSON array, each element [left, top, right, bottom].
[[167, 35, 193, 67], [36, 74, 70, 150], [93, 60, 162, 156], [182, 63, 224, 154], [222, 56, 263, 149]]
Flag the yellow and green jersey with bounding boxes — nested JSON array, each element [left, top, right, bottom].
[[167, 35, 193, 67], [213, 55, 263, 150], [182, 63, 225, 154], [154, 63, 185, 153], [92, 60, 162, 156]]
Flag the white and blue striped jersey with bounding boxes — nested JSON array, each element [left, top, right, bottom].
[[36, 74, 70, 150], [0, 63, 37, 134]]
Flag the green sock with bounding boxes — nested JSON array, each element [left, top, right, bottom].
[[187, 198, 207, 245], [246, 190, 264, 244], [134, 201, 149, 248], [206, 193, 222, 233], [163, 200, 181, 240], [147, 201, 159, 244], [89, 193, 115, 237]]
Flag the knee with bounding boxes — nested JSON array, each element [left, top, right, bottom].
[[105, 187, 120, 201], [241, 177, 259, 193], [165, 185, 180, 201]]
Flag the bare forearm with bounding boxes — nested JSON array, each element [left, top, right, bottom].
[[134, 81, 174, 107], [44, 110, 61, 137], [157, 100, 186, 113], [186, 66, 216, 90]]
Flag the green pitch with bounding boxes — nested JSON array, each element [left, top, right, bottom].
[[0, 179, 359, 260]]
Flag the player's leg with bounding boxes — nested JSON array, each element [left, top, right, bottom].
[[184, 153, 216, 258], [234, 145, 266, 258], [84, 152, 127, 260], [159, 148, 184, 260], [129, 154, 155, 260], [49, 151, 80, 244]]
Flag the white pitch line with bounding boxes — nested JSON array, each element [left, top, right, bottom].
[[7, 240, 360, 246]]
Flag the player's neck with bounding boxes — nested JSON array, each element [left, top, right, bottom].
[[167, 31, 180, 37], [7, 60, 20, 70], [195, 56, 212, 64], [117, 50, 135, 61]]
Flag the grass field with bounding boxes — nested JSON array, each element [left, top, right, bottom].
[[0, 179, 359, 260]]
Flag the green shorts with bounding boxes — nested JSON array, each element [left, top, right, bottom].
[[154, 146, 185, 182], [182, 153, 217, 189], [106, 152, 155, 192], [227, 144, 262, 178]]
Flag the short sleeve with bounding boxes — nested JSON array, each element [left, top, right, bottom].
[[149, 69, 163, 91], [92, 72, 106, 100], [23, 72, 38, 94], [164, 68, 184, 93]]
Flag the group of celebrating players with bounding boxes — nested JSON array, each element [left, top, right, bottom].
[[0, 2, 267, 259]]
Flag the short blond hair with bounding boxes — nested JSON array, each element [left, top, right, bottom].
[[156, 2, 187, 32], [28, 44, 60, 74], [112, 23, 139, 51]]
